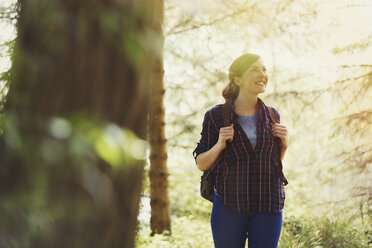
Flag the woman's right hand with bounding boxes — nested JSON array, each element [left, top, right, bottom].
[[216, 124, 234, 150], [195, 124, 235, 171]]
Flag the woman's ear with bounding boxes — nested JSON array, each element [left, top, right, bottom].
[[234, 76, 241, 86]]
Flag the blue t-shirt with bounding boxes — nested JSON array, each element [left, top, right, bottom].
[[215, 111, 259, 197], [237, 111, 259, 148]]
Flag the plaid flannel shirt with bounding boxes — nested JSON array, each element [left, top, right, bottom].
[[193, 97, 285, 213]]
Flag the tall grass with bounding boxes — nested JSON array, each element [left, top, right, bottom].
[[280, 215, 370, 248]]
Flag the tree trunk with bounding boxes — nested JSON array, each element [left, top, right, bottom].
[[0, 0, 162, 247], [147, 0, 171, 236], [148, 51, 171, 236]]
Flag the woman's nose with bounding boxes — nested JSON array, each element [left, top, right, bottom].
[[258, 71, 267, 78]]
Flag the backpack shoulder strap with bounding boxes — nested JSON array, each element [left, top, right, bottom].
[[222, 100, 231, 126], [268, 107, 279, 124], [268, 106, 281, 161]]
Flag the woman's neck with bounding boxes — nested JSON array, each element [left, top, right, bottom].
[[233, 92, 259, 116]]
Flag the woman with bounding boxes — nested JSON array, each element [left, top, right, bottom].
[[193, 53, 288, 248]]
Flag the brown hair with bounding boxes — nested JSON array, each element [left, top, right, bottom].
[[222, 53, 260, 102]]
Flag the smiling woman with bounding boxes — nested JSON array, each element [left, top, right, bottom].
[[193, 53, 288, 248]]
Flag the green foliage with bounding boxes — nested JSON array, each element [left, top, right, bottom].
[[0, 114, 147, 246], [0, 7, 17, 134], [137, 159, 214, 247], [0, 1, 19, 25], [281, 215, 370, 248], [136, 216, 212, 248]]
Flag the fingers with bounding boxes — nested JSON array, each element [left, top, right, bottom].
[[271, 123, 287, 132], [219, 124, 234, 142], [272, 129, 287, 136], [220, 124, 234, 132], [270, 123, 285, 129], [220, 131, 234, 141], [271, 123, 287, 138], [272, 128, 287, 140]]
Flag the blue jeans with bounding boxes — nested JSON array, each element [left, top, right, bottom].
[[211, 192, 282, 248]]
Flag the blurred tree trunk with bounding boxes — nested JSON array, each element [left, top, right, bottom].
[[0, 0, 162, 247], [147, 0, 171, 236]]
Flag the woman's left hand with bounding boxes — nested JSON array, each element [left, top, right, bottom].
[[270, 123, 288, 149]]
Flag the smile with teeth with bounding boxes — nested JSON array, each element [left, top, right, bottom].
[[255, 81, 265, 86]]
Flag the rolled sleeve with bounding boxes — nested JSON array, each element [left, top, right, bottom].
[[192, 110, 219, 163]]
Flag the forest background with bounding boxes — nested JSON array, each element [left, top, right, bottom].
[[0, 0, 371, 247]]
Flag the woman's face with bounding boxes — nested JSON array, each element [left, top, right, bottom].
[[235, 58, 268, 95]]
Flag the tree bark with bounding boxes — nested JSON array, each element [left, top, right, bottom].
[[147, 0, 171, 236], [0, 0, 162, 247], [148, 51, 171, 236]]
